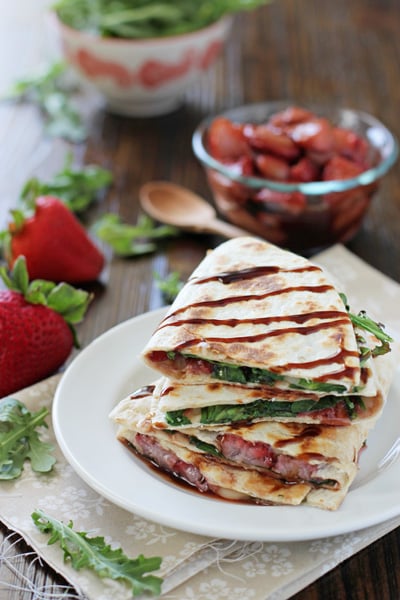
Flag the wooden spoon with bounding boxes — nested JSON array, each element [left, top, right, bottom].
[[139, 181, 250, 238]]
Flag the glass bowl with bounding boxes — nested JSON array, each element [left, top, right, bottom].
[[192, 102, 398, 254]]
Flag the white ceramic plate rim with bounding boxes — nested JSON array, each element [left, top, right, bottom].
[[53, 308, 400, 542]]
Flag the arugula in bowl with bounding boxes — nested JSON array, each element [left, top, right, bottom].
[[53, 0, 273, 38]]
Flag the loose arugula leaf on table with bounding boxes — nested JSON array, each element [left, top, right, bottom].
[[0, 398, 55, 480], [92, 213, 179, 257], [4, 61, 86, 143], [20, 153, 113, 214], [154, 271, 184, 304], [32, 509, 163, 597]]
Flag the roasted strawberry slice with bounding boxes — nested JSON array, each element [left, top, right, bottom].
[[269, 106, 313, 129], [255, 154, 290, 180], [244, 123, 300, 160], [254, 188, 307, 215], [290, 157, 320, 182], [332, 127, 370, 166], [207, 117, 249, 161], [322, 155, 365, 181], [289, 117, 335, 165]]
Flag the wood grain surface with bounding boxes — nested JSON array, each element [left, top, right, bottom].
[[1, 0, 399, 598]]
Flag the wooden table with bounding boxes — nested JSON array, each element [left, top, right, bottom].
[[1, 0, 400, 598]]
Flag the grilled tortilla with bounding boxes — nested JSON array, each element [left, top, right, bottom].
[[142, 238, 388, 397]]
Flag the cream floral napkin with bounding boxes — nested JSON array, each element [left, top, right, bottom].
[[1, 245, 399, 600]]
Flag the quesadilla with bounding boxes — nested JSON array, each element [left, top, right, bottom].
[[142, 238, 391, 398], [110, 387, 376, 510], [111, 237, 394, 511]]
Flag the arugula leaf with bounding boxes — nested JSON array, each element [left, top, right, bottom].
[[212, 363, 247, 384], [245, 367, 285, 385], [199, 398, 301, 424], [154, 271, 184, 304], [182, 354, 343, 392], [165, 396, 366, 426], [339, 293, 392, 357], [20, 152, 113, 214], [289, 379, 347, 394], [32, 509, 163, 596], [4, 61, 86, 143], [92, 213, 179, 257], [181, 355, 284, 386], [192, 395, 365, 425], [165, 410, 191, 427], [54, 0, 274, 38], [0, 398, 55, 479], [189, 436, 222, 457]]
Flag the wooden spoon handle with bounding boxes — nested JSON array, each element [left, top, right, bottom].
[[206, 218, 251, 238]]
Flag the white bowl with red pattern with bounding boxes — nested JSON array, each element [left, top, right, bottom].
[[193, 102, 398, 254], [50, 12, 232, 117]]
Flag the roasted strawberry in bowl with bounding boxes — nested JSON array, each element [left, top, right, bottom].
[[192, 102, 398, 254]]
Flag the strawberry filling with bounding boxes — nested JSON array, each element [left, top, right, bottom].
[[217, 433, 336, 487]]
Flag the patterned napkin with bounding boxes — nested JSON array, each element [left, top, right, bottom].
[[1, 245, 399, 600]]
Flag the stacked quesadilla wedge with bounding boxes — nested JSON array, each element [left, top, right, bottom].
[[111, 237, 395, 510]]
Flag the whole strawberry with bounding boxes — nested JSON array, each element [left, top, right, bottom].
[[0, 256, 92, 398], [5, 196, 104, 283]]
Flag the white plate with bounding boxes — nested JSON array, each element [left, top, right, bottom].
[[53, 308, 400, 542]]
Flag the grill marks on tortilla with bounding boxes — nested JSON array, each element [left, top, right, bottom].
[[173, 317, 350, 348], [160, 284, 334, 321], [158, 310, 349, 331], [188, 264, 322, 285], [157, 263, 355, 377]]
